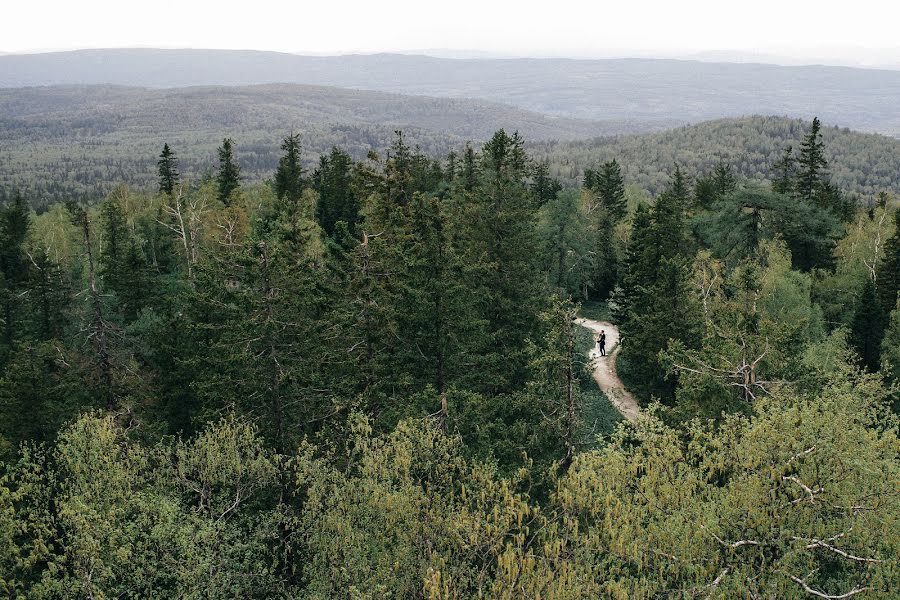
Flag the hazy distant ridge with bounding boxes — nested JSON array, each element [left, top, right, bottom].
[[2, 48, 900, 136]]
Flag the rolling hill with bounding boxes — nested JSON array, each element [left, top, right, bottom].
[[0, 83, 673, 206], [2, 48, 900, 136], [1, 82, 897, 207], [530, 116, 900, 200]]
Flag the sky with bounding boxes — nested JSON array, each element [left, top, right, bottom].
[[4, 0, 900, 66]]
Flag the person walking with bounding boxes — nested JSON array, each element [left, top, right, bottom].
[[598, 330, 606, 357]]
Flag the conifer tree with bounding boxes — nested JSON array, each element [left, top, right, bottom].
[[460, 130, 544, 392], [594, 159, 628, 221], [274, 132, 305, 204], [530, 162, 562, 206], [314, 147, 359, 237], [851, 277, 886, 372], [711, 162, 737, 198], [771, 145, 796, 195], [26, 249, 71, 341], [216, 138, 241, 205], [0, 192, 31, 362], [876, 209, 900, 313], [796, 117, 827, 204], [157, 143, 180, 195]]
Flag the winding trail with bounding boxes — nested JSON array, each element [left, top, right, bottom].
[[575, 318, 640, 423]]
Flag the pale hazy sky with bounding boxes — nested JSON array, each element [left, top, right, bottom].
[[4, 0, 900, 65]]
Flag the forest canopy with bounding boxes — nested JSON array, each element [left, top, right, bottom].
[[0, 117, 898, 598]]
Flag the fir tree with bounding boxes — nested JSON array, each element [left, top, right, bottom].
[[530, 162, 562, 206], [796, 117, 827, 204], [594, 159, 628, 221], [314, 147, 359, 237], [157, 143, 180, 195], [711, 162, 737, 198], [851, 277, 886, 372], [274, 132, 305, 204], [0, 192, 31, 363], [876, 209, 900, 313], [771, 145, 796, 195], [216, 138, 241, 205]]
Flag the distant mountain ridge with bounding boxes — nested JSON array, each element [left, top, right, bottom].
[[2, 48, 900, 136]]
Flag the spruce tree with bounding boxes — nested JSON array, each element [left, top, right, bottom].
[[595, 159, 628, 221], [771, 146, 796, 195], [876, 209, 900, 313], [216, 138, 241, 205], [274, 132, 305, 204], [530, 162, 562, 206], [851, 277, 886, 372], [26, 249, 71, 341], [452, 130, 544, 393], [0, 192, 31, 364], [711, 162, 737, 198], [796, 117, 827, 204], [314, 147, 359, 237], [157, 143, 180, 195]]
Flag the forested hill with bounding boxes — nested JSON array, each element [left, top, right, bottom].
[[2, 48, 900, 135], [2, 89, 898, 206], [531, 116, 900, 200], [0, 84, 671, 206]]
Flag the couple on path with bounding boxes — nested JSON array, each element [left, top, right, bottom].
[[596, 330, 606, 357]]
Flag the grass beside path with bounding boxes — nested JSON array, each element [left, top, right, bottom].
[[576, 324, 622, 447]]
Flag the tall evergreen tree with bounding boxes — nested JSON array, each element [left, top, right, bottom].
[[452, 130, 544, 393], [216, 138, 241, 205], [771, 145, 796, 195], [876, 209, 900, 313], [274, 132, 305, 204], [314, 147, 359, 237], [157, 143, 180, 195], [594, 159, 628, 221], [530, 162, 562, 206], [0, 192, 31, 363], [711, 162, 737, 198], [796, 117, 827, 204], [851, 277, 886, 372]]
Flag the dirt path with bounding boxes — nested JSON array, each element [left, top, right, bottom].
[[575, 318, 639, 423]]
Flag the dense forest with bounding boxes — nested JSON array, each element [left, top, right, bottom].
[[3, 85, 900, 209], [0, 117, 898, 597]]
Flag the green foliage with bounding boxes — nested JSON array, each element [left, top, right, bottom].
[[274, 132, 306, 204], [851, 277, 886, 372], [216, 137, 241, 205], [157, 142, 180, 195], [1, 122, 899, 597], [314, 146, 359, 237], [697, 186, 841, 270]]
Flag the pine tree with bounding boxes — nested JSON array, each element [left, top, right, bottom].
[[594, 159, 628, 221], [611, 203, 652, 327], [0, 192, 31, 364], [274, 132, 305, 204], [216, 138, 241, 205], [711, 162, 737, 198], [771, 145, 796, 195], [590, 210, 619, 300], [851, 277, 886, 372], [314, 147, 359, 237], [876, 209, 900, 313], [26, 249, 71, 341], [452, 130, 544, 393], [796, 117, 827, 205], [667, 164, 691, 210], [157, 143, 180, 195], [530, 162, 562, 206]]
